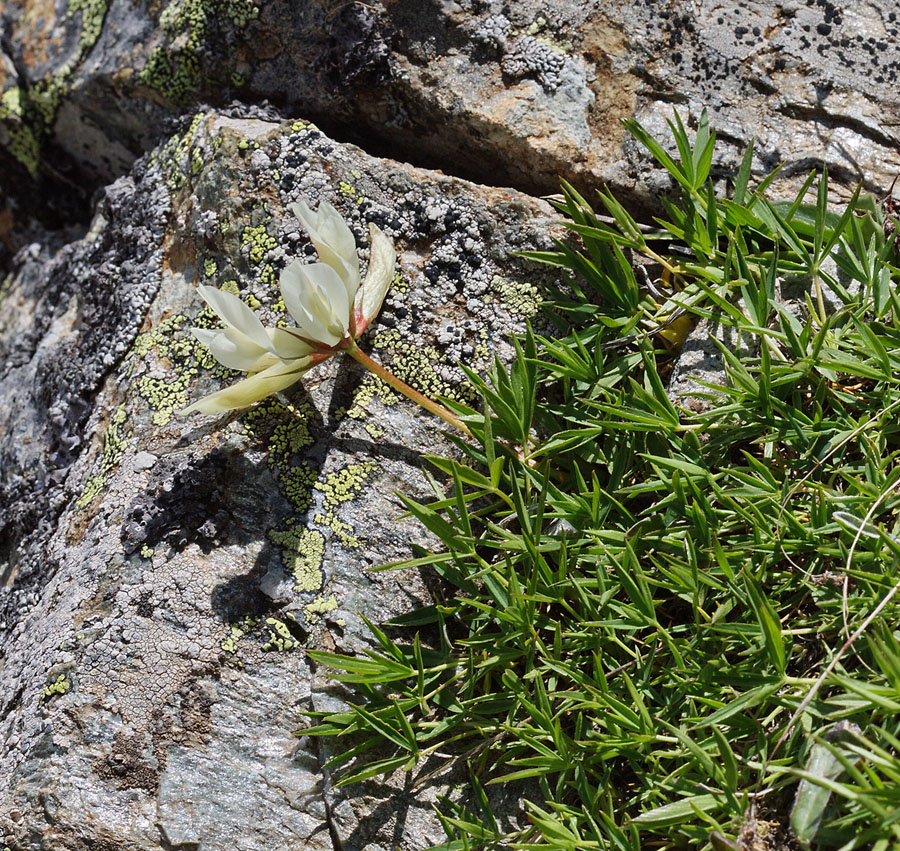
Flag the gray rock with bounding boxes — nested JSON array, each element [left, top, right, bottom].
[[0, 112, 560, 849], [3, 0, 900, 260]]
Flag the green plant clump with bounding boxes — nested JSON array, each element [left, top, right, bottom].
[[305, 112, 900, 850]]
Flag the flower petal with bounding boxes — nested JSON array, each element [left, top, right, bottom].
[[354, 223, 397, 327], [280, 260, 349, 347], [198, 285, 272, 350], [179, 359, 311, 415], [267, 327, 315, 360], [191, 326, 279, 372], [291, 199, 360, 300]]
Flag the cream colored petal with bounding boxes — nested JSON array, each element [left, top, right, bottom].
[[354, 223, 397, 324], [267, 327, 315, 360], [191, 326, 277, 372], [190, 327, 221, 349], [290, 199, 360, 300], [314, 201, 357, 266], [280, 259, 333, 345], [280, 260, 349, 347], [197, 285, 271, 349], [180, 359, 310, 415]]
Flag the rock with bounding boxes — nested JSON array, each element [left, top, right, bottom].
[[0, 112, 560, 849], [3, 0, 900, 259]]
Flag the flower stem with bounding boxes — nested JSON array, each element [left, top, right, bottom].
[[345, 341, 472, 436]]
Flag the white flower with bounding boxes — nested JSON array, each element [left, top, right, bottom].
[[180, 286, 314, 415], [182, 198, 397, 416], [283, 201, 397, 342]]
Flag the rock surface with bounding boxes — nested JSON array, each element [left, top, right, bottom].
[[4, 0, 900, 847], [3, 0, 900, 260], [0, 112, 559, 849]]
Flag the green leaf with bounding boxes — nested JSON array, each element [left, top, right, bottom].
[[632, 794, 720, 827], [742, 570, 786, 676]]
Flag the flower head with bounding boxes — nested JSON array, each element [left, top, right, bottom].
[[180, 285, 315, 415], [181, 198, 396, 416], [282, 203, 396, 343]]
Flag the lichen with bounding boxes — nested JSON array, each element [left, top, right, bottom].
[[304, 595, 338, 624], [40, 673, 71, 705], [0, 88, 40, 175], [491, 273, 540, 317], [313, 462, 376, 548], [138, 0, 259, 103], [269, 526, 325, 592], [150, 111, 207, 190], [77, 405, 132, 508], [241, 223, 277, 265], [373, 328, 475, 405], [262, 616, 297, 652], [0, 0, 109, 173], [221, 616, 258, 653]]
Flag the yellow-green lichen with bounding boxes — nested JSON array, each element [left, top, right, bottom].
[[373, 329, 474, 405], [338, 181, 356, 197], [221, 616, 258, 653], [269, 526, 325, 592], [244, 399, 313, 466], [262, 616, 297, 651], [77, 405, 132, 508], [390, 271, 410, 295], [337, 372, 400, 421], [138, 0, 258, 103], [140, 544, 155, 559], [313, 462, 376, 548], [281, 464, 317, 512], [151, 111, 207, 190], [0, 0, 109, 173], [203, 257, 217, 277], [304, 595, 338, 624], [290, 121, 307, 132], [242, 223, 277, 265], [0, 88, 40, 175], [130, 311, 219, 425], [491, 274, 540, 318], [260, 264, 277, 289], [40, 674, 71, 705]]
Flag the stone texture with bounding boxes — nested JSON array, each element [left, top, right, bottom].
[[3, 0, 900, 263], [0, 112, 558, 850]]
